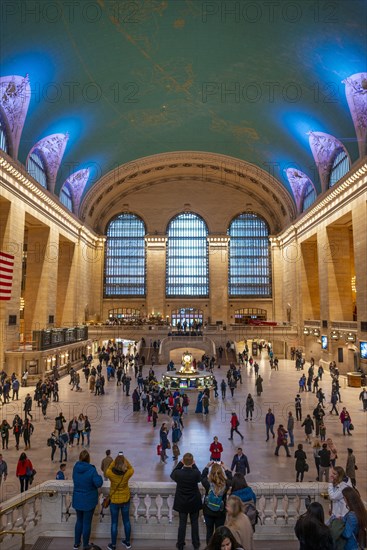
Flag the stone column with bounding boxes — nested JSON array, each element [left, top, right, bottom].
[[145, 236, 167, 317], [23, 225, 59, 335], [352, 202, 367, 345], [208, 236, 229, 325], [0, 198, 25, 365], [300, 240, 320, 320]]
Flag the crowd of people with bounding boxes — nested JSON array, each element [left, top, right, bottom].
[[0, 341, 366, 550]]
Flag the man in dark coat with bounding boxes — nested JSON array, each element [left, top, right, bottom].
[[170, 452, 202, 550], [230, 447, 250, 475]]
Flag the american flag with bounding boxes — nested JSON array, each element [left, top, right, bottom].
[[0, 251, 14, 301]]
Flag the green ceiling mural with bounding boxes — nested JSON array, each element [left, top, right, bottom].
[[1, 0, 366, 199]]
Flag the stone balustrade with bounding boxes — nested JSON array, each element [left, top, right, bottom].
[[0, 480, 329, 549]]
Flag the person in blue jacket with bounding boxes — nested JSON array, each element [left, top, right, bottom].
[[342, 486, 367, 550], [72, 449, 103, 550], [230, 473, 256, 504]]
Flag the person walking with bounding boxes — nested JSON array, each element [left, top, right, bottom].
[[230, 448, 250, 476], [313, 403, 325, 437], [318, 443, 331, 482], [313, 439, 321, 481], [301, 414, 314, 444], [228, 413, 243, 441], [0, 420, 11, 450], [160, 423, 170, 464], [22, 418, 34, 450], [287, 411, 295, 447], [23, 393, 33, 420], [274, 425, 291, 457], [170, 452, 202, 550], [265, 408, 275, 441], [245, 394, 254, 421], [72, 450, 103, 550], [209, 436, 223, 462], [58, 430, 69, 463], [106, 452, 134, 550], [255, 375, 263, 397], [201, 461, 232, 543], [16, 452, 34, 493], [295, 394, 302, 421], [294, 443, 307, 482], [221, 380, 227, 399], [340, 407, 353, 436], [0, 454, 8, 489], [13, 415, 23, 450], [359, 387, 367, 411], [345, 448, 357, 488]]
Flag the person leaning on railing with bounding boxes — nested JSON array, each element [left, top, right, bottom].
[[105, 452, 134, 550], [72, 449, 103, 550]]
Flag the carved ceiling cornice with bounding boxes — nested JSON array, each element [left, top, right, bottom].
[[80, 151, 296, 233]]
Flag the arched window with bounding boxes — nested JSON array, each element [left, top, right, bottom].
[[104, 213, 146, 296], [228, 213, 271, 297], [329, 150, 350, 187], [302, 182, 316, 212], [0, 117, 9, 153], [60, 185, 73, 211], [166, 212, 208, 297], [26, 150, 47, 188]]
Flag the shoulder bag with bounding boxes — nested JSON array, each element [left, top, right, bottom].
[[102, 473, 125, 509]]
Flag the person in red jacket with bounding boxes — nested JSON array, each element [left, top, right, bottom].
[[209, 436, 223, 462], [228, 412, 243, 441], [16, 452, 34, 493]]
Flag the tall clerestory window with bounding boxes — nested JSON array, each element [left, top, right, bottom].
[[104, 213, 146, 296], [166, 212, 209, 297], [329, 150, 350, 187], [228, 213, 271, 297], [0, 116, 9, 153], [302, 181, 316, 212], [60, 185, 73, 212], [26, 150, 47, 188]]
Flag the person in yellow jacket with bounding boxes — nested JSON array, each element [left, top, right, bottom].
[[106, 452, 134, 550]]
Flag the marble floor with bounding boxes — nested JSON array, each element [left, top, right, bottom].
[[29, 537, 298, 549], [0, 351, 366, 503]]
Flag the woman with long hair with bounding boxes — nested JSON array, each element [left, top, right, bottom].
[[295, 501, 334, 549], [312, 439, 321, 481], [342, 486, 367, 550], [16, 452, 33, 493], [326, 437, 338, 468], [201, 461, 232, 543], [328, 466, 352, 518], [225, 495, 254, 550], [229, 473, 256, 504], [205, 525, 244, 550], [106, 452, 134, 550]]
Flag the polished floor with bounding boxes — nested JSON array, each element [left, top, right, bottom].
[[0, 351, 366, 503], [27, 536, 298, 549]]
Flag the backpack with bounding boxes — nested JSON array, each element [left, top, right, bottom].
[[243, 500, 259, 531], [204, 483, 225, 512]]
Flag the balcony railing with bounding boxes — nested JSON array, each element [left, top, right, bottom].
[[0, 480, 328, 549]]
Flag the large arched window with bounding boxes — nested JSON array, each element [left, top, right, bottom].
[[104, 213, 146, 296], [329, 150, 350, 187], [302, 182, 316, 212], [60, 185, 73, 212], [228, 213, 271, 297], [0, 117, 9, 153], [26, 150, 47, 188], [166, 212, 208, 297]]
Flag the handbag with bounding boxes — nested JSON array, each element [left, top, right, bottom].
[[304, 463, 309, 472], [102, 472, 125, 509], [349, 423, 354, 431], [166, 440, 171, 449]]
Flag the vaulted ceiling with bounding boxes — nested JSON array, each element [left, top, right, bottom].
[[1, 0, 366, 201]]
